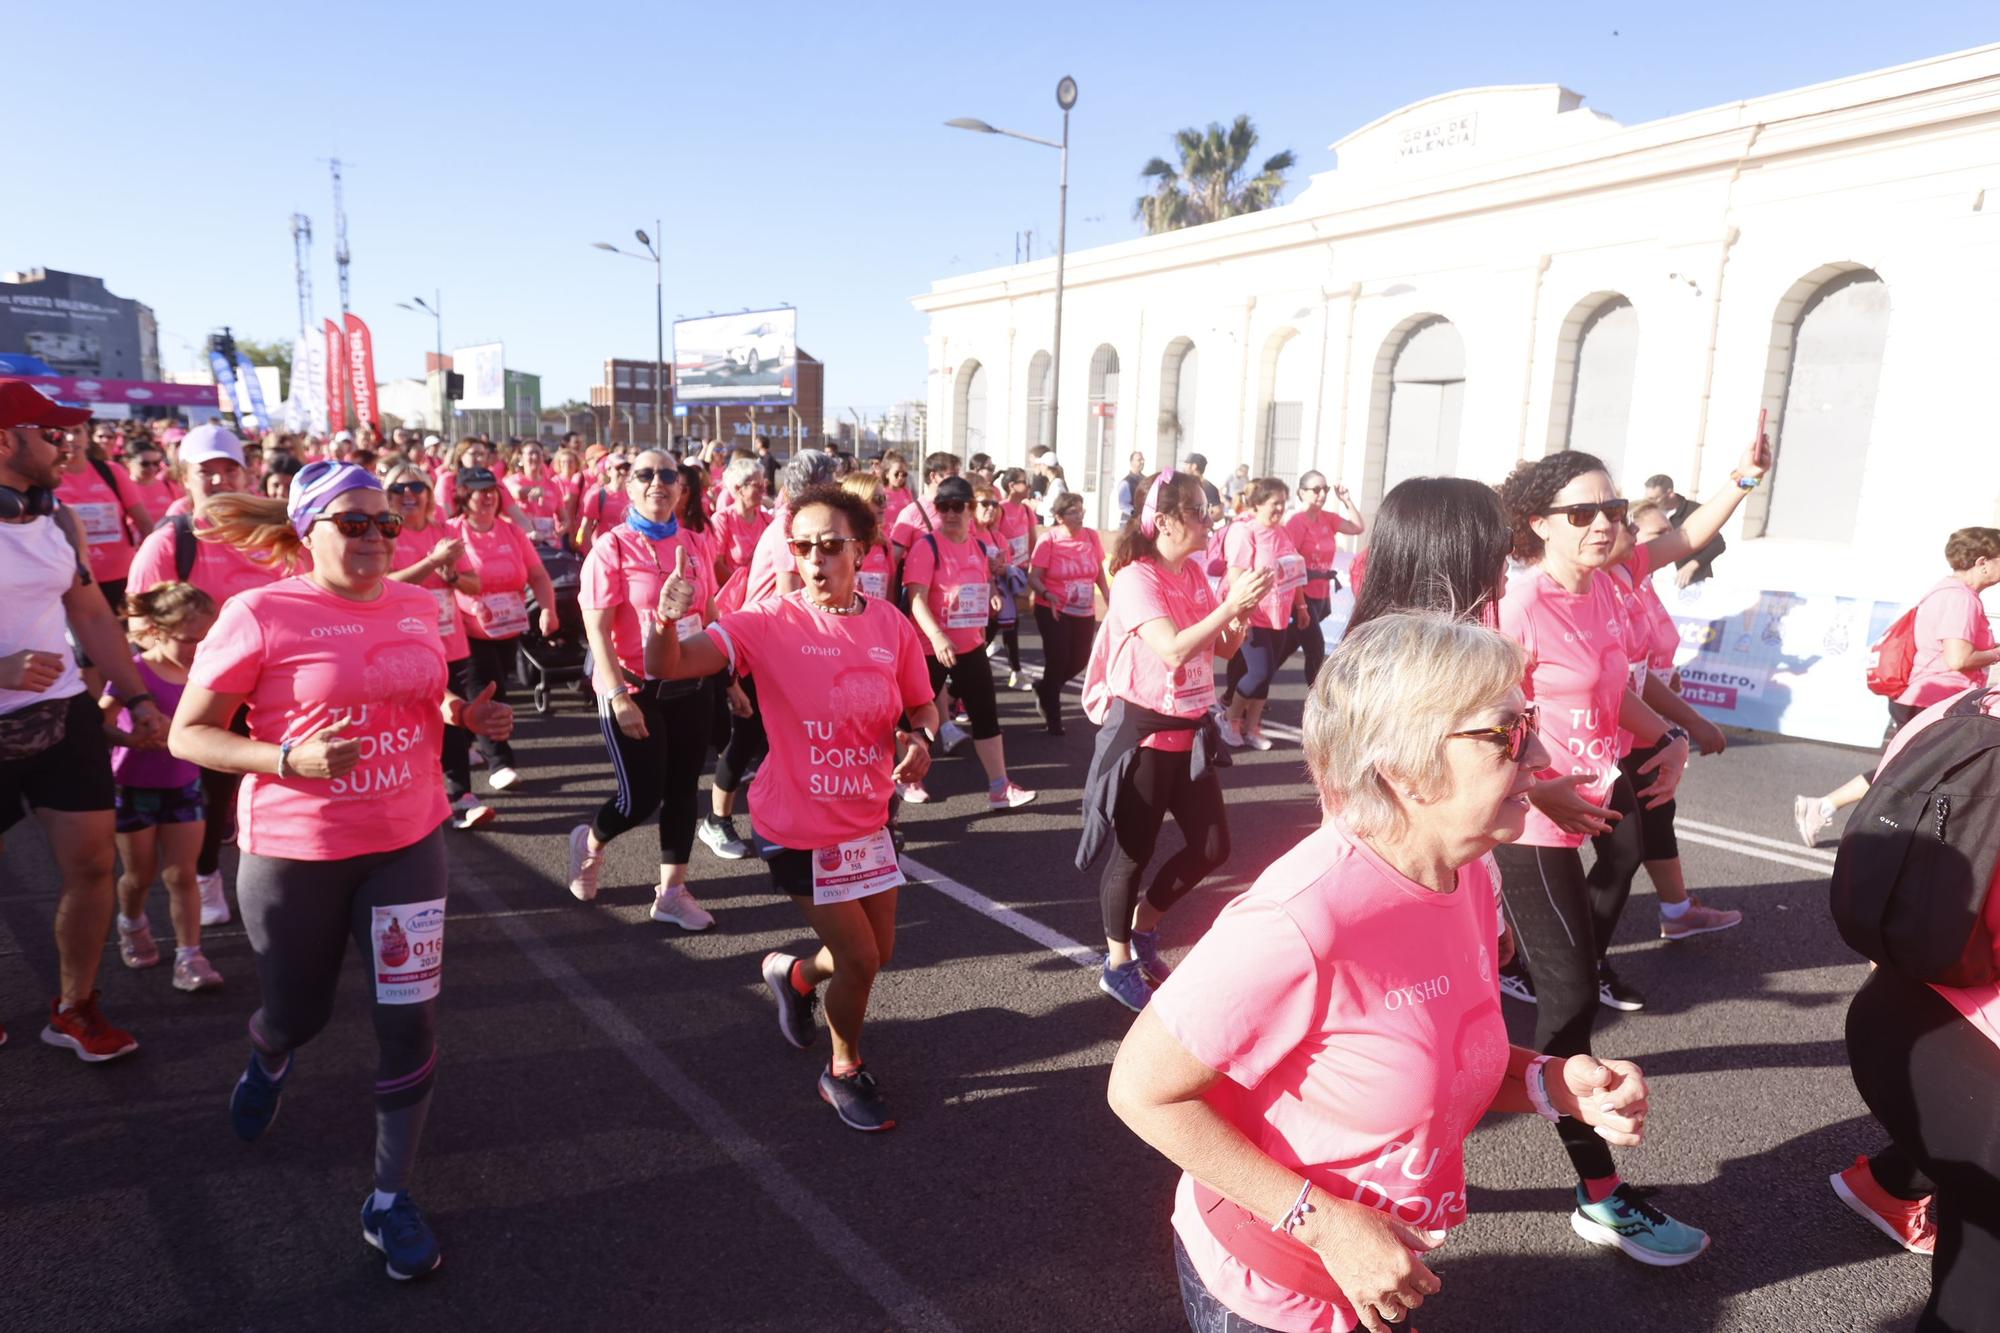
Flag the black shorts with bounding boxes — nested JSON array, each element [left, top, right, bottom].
[[761, 844, 813, 897], [115, 779, 207, 833], [0, 692, 117, 835]]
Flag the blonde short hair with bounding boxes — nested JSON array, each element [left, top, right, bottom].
[[1306, 611, 1527, 838]]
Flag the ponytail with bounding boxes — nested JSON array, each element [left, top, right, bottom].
[[198, 492, 307, 568]]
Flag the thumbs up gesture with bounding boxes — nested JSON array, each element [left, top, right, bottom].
[[462, 680, 516, 743], [287, 713, 361, 780], [657, 545, 697, 623]]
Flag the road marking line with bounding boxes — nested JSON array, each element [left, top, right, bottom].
[[1674, 830, 1837, 876], [460, 875, 963, 1333], [1677, 818, 1836, 863], [900, 853, 1102, 970]]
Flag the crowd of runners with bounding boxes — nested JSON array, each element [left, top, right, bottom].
[[2, 378, 1994, 1331]]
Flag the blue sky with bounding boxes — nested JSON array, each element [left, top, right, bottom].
[[9, 2, 1995, 418]]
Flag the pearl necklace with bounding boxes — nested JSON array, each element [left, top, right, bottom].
[[806, 592, 863, 616]]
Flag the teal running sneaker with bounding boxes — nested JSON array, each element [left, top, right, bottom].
[[1570, 1184, 1710, 1266]]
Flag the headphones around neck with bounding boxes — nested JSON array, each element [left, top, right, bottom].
[[0, 484, 57, 520]]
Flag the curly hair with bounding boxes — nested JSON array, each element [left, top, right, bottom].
[[1496, 450, 1609, 563], [790, 483, 878, 549]]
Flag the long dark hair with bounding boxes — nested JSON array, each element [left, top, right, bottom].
[[1347, 477, 1512, 631], [676, 462, 710, 534]]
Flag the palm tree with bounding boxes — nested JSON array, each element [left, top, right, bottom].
[[1135, 116, 1296, 234]]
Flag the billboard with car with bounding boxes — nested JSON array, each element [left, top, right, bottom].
[[673, 308, 797, 405]]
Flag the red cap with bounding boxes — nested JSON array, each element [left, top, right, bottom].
[[0, 381, 91, 430]]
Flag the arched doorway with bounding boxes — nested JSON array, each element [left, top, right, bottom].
[[1256, 328, 1310, 486], [1087, 344, 1120, 525], [1366, 316, 1465, 504], [1156, 337, 1197, 465], [953, 359, 987, 458], [1551, 295, 1639, 478], [1023, 350, 1051, 463]]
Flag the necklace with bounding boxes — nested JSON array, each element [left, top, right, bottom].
[[806, 591, 863, 616]]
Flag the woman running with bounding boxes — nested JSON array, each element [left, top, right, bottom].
[[1077, 471, 1267, 1011], [1282, 470, 1364, 688], [971, 481, 1028, 691], [567, 450, 718, 930], [648, 484, 937, 1132], [574, 452, 633, 549], [994, 469, 1039, 688], [504, 440, 563, 552], [711, 456, 772, 581], [447, 465, 557, 793], [1219, 477, 1309, 750], [901, 476, 1034, 810], [170, 461, 513, 1280], [1026, 488, 1107, 735], [383, 463, 490, 831], [840, 473, 898, 602]]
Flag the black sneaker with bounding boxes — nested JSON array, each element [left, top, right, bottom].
[[1498, 966, 1537, 1005], [1597, 962, 1646, 1012], [760, 952, 818, 1049], [818, 1064, 896, 1132]]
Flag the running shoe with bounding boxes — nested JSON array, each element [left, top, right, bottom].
[[1570, 1184, 1710, 1266], [1659, 896, 1744, 941], [1098, 959, 1152, 1012], [761, 952, 819, 1050], [1217, 716, 1246, 748], [487, 766, 521, 791], [1597, 962, 1646, 1012], [938, 721, 971, 755], [1130, 929, 1172, 986], [41, 993, 138, 1063], [1243, 728, 1274, 752], [1830, 1155, 1936, 1255], [698, 815, 749, 860], [1793, 794, 1834, 848], [1498, 967, 1537, 1005], [987, 782, 1037, 810], [650, 883, 715, 931], [173, 952, 224, 992], [118, 916, 161, 969], [566, 824, 602, 902], [361, 1191, 443, 1280], [469, 750, 487, 768], [898, 782, 932, 805], [1007, 669, 1022, 689], [818, 1064, 896, 1133], [229, 1048, 289, 1140], [197, 870, 231, 926], [449, 793, 495, 831]]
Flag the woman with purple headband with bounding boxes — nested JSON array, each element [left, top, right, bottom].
[[170, 461, 514, 1282]]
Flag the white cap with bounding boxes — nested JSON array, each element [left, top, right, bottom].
[[423, 434, 442, 448], [332, 429, 355, 445], [179, 424, 245, 467]]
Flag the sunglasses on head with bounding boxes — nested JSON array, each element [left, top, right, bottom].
[[1542, 500, 1629, 527], [630, 467, 678, 484], [386, 481, 431, 496], [314, 512, 404, 539], [1446, 704, 1540, 762], [787, 534, 858, 558], [934, 500, 968, 514]]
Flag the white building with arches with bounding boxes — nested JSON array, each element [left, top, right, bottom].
[[914, 44, 2000, 616]]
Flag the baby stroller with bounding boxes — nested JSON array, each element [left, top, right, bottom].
[[517, 547, 587, 714]]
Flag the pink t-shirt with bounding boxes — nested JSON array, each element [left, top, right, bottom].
[[506, 470, 564, 547], [58, 461, 147, 583], [188, 577, 449, 860], [449, 516, 545, 641], [743, 502, 795, 607], [1500, 564, 1632, 848], [1101, 558, 1221, 754], [579, 523, 718, 679], [995, 501, 1036, 568], [1029, 526, 1104, 616], [1899, 577, 1995, 708], [889, 498, 940, 551], [713, 505, 772, 573], [1877, 689, 2000, 1051], [127, 516, 290, 609], [881, 487, 916, 534], [390, 521, 470, 661], [128, 472, 183, 520], [1604, 549, 1664, 758], [579, 484, 630, 534], [711, 593, 934, 850], [1284, 510, 1351, 601], [857, 543, 895, 601], [903, 531, 994, 655], [1225, 521, 1308, 630], [1154, 822, 1509, 1333]]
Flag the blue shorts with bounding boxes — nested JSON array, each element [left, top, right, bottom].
[[114, 780, 207, 834]]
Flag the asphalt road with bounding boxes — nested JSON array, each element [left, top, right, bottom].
[[0, 631, 1933, 1332]]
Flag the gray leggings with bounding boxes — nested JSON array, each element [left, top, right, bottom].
[[238, 827, 448, 1193]]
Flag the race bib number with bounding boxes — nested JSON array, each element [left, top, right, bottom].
[[1008, 533, 1030, 564], [479, 589, 529, 636], [429, 587, 456, 636], [945, 582, 991, 630], [675, 612, 703, 642], [530, 514, 557, 544], [859, 570, 890, 599], [73, 501, 123, 545], [1275, 552, 1308, 594], [811, 827, 905, 906], [1171, 659, 1217, 715], [372, 899, 445, 1004], [1063, 579, 1095, 616]]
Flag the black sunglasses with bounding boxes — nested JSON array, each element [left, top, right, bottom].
[[1542, 500, 1629, 527], [934, 500, 968, 514], [1446, 705, 1540, 762], [630, 467, 678, 484], [314, 512, 404, 539], [386, 481, 431, 496]]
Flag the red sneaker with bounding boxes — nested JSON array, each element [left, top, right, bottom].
[[1830, 1155, 1935, 1255], [40, 993, 139, 1063]]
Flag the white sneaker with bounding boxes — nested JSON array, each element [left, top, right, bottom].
[[197, 871, 231, 927], [938, 721, 971, 755], [567, 824, 602, 902], [1006, 670, 1022, 690], [488, 766, 521, 792], [1217, 716, 1246, 748], [650, 883, 715, 931], [449, 793, 495, 830], [1244, 728, 1274, 752], [987, 782, 1037, 810], [1793, 795, 1833, 848], [697, 816, 749, 859]]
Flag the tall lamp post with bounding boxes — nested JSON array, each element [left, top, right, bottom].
[[948, 75, 1076, 471], [396, 292, 446, 442], [592, 222, 665, 448]]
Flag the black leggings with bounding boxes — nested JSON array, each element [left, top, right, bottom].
[[462, 636, 518, 768], [195, 706, 251, 877], [1098, 747, 1230, 944], [1493, 774, 1645, 1181], [989, 620, 1021, 674], [1232, 625, 1288, 701], [1847, 966, 2000, 1332], [928, 645, 999, 741], [715, 674, 767, 795], [1033, 606, 1094, 717], [591, 680, 713, 863], [440, 656, 477, 801], [1616, 737, 1679, 861], [1297, 594, 1330, 688]]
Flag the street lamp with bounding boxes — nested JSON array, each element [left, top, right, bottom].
[[396, 292, 447, 441], [948, 75, 1076, 473], [592, 222, 665, 448]]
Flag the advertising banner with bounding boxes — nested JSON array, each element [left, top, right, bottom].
[[323, 319, 347, 433], [673, 308, 797, 406], [0, 373, 218, 409], [233, 352, 271, 433], [0, 272, 149, 379], [453, 342, 504, 411], [345, 313, 379, 431], [207, 348, 247, 430]]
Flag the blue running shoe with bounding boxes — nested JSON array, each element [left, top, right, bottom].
[[229, 1050, 289, 1142], [361, 1191, 443, 1280], [1570, 1184, 1710, 1266], [1129, 930, 1172, 987], [1098, 959, 1152, 1013], [817, 1065, 896, 1133]]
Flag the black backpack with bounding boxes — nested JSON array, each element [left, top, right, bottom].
[[1830, 689, 2000, 986], [151, 512, 199, 581]]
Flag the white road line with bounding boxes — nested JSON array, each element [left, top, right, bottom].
[[1674, 830, 1838, 876], [900, 853, 1103, 970], [460, 874, 964, 1333], [1677, 818, 1836, 863]]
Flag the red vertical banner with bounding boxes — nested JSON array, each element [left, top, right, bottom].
[[345, 313, 379, 435], [323, 318, 348, 434]]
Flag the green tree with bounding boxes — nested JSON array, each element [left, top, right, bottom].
[[233, 337, 294, 399], [1134, 116, 1296, 235]]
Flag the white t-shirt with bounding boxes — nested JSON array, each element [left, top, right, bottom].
[[0, 516, 85, 716]]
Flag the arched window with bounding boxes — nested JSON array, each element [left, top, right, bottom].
[[953, 360, 988, 457], [1087, 344, 1121, 525], [1748, 267, 1890, 541], [1024, 350, 1051, 460], [1256, 328, 1310, 486], [1551, 295, 1639, 476], [1157, 337, 1197, 463], [1364, 316, 1465, 504]]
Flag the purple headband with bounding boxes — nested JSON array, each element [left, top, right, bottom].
[[288, 460, 382, 536], [1139, 469, 1178, 539]]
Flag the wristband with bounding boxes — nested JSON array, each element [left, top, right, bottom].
[[122, 692, 156, 710], [276, 739, 296, 778], [1734, 475, 1760, 491], [1272, 1179, 1317, 1236], [598, 683, 636, 703], [1664, 725, 1689, 744], [1525, 1056, 1562, 1121]]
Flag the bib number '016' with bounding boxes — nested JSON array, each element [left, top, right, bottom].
[[810, 828, 905, 906]]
